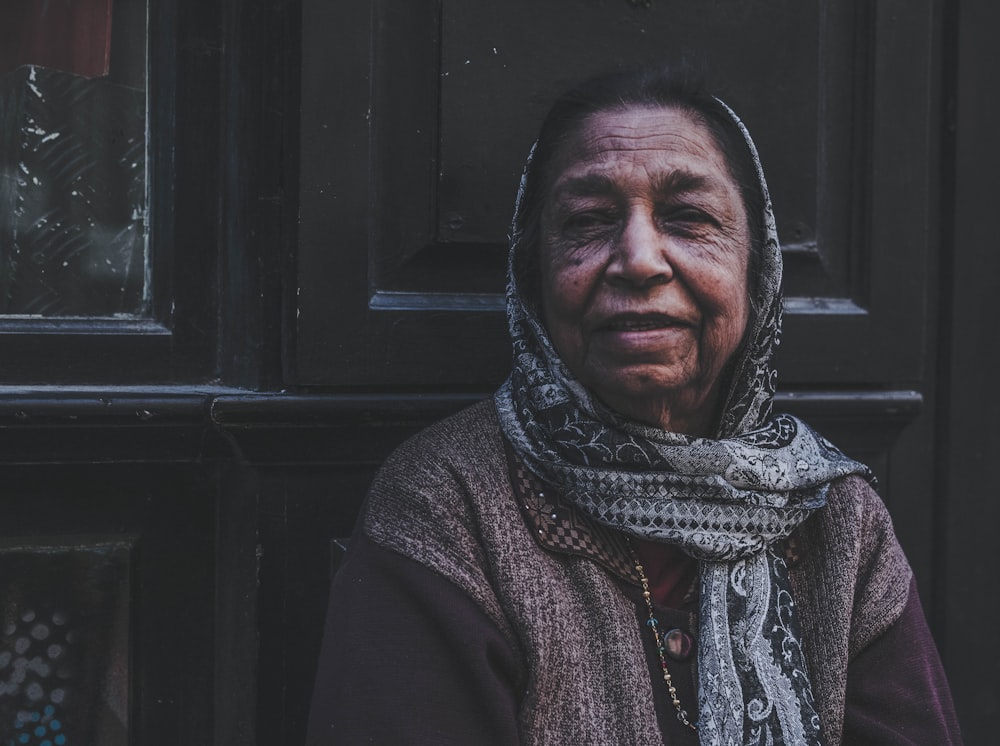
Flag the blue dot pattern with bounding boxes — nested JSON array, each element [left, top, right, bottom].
[[8, 707, 67, 746], [2, 610, 73, 746], [0, 549, 131, 745]]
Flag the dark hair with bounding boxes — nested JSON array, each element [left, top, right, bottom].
[[515, 65, 766, 311]]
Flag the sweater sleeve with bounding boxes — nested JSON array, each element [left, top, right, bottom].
[[806, 476, 962, 744], [842, 576, 963, 745], [305, 532, 524, 746]]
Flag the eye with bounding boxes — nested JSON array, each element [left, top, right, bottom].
[[664, 207, 710, 223], [562, 209, 619, 236], [657, 206, 718, 235]]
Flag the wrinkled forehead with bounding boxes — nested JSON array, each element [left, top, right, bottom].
[[542, 104, 736, 198]]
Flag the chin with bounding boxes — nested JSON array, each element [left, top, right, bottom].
[[586, 365, 718, 432], [596, 366, 691, 398]]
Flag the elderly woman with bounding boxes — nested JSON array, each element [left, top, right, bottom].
[[308, 68, 961, 745]]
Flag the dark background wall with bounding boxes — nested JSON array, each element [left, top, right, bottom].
[[937, 0, 1000, 732], [0, 1, 995, 744]]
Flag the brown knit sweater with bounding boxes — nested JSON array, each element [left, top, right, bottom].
[[361, 401, 914, 745]]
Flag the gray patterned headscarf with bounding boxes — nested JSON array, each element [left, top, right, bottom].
[[495, 91, 870, 745]]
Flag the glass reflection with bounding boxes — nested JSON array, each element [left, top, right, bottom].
[[0, 0, 147, 318]]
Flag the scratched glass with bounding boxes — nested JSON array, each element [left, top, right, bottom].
[[0, 0, 147, 317]]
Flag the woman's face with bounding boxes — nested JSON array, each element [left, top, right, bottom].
[[539, 105, 751, 435]]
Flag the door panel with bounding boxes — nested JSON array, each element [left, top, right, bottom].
[[289, 0, 958, 743], [296, 0, 934, 388]]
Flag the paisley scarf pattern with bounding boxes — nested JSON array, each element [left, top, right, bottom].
[[495, 98, 870, 745]]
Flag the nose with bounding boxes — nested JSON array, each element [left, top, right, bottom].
[[606, 210, 674, 288]]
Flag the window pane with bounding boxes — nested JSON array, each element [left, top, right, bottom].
[[0, 0, 147, 317]]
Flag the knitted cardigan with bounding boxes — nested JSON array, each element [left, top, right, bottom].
[[361, 401, 912, 745]]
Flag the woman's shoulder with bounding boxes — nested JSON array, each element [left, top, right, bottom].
[[373, 399, 503, 491], [820, 474, 903, 550], [381, 398, 502, 470], [359, 399, 513, 580], [339, 399, 520, 645], [796, 473, 913, 647]]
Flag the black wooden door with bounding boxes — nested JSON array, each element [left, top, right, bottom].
[[289, 0, 993, 743], [296, 0, 942, 595], [1, 1, 994, 744]]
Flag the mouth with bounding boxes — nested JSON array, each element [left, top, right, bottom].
[[601, 313, 688, 332]]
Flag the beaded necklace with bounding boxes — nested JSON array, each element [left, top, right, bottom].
[[630, 540, 698, 732]]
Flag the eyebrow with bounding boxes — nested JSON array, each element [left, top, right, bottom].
[[652, 170, 710, 196], [550, 173, 617, 201], [550, 169, 713, 202]]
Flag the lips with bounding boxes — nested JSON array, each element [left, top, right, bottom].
[[588, 313, 695, 360], [600, 313, 689, 332]]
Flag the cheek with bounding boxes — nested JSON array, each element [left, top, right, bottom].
[[542, 280, 585, 348], [540, 255, 589, 318], [726, 302, 750, 359], [539, 265, 593, 366], [700, 270, 751, 362], [721, 307, 749, 356]]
